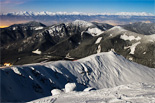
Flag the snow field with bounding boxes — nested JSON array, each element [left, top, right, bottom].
[[1, 51, 155, 102]]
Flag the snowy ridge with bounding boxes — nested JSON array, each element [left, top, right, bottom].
[[1, 51, 155, 102], [107, 26, 155, 42], [1, 11, 154, 16]]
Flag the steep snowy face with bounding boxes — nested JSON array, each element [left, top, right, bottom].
[[1, 52, 155, 102]]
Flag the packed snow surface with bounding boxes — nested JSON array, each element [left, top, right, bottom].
[[1, 51, 155, 102], [30, 83, 155, 103]]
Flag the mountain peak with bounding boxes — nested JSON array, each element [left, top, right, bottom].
[[71, 20, 93, 27]]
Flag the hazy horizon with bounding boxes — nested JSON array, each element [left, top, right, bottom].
[[0, 0, 154, 27], [0, 0, 154, 14]]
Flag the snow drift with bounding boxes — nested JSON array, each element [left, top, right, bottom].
[[51, 89, 62, 96], [65, 83, 76, 93], [30, 82, 155, 103], [0, 51, 155, 102]]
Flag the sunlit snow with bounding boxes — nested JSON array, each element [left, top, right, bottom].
[[87, 28, 103, 36], [34, 27, 44, 30], [31, 83, 155, 103], [1, 51, 155, 102], [120, 34, 141, 41]]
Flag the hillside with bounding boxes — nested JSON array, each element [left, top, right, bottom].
[[1, 51, 155, 102]]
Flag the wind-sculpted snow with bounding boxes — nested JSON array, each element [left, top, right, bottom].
[[0, 51, 155, 102], [30, 83, 155, 103]]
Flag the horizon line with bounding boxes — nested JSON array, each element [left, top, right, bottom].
[[1, 11, 154, 16]]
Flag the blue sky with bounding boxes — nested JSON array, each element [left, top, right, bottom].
[[0, 0, 154, 14]]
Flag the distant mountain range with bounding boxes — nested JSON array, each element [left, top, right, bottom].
[[1, 11, 154, 16], [0, 20, 155, 68], [1, 11, 155, 26]]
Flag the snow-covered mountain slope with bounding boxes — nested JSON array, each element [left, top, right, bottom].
[[70, 20, 93, 28], [1, 20, 113, 65], [1, 21, 154, 68], [1, 51, 155, 102], [30, 82, 155, 103], [69, 25, 155, 67]]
